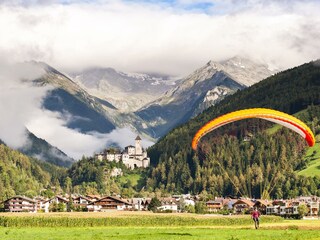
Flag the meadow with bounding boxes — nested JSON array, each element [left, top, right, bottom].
[[1, 212, 320, 239]]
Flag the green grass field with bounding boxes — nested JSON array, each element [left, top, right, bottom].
[[2, 226, 320, 240], [1, 212, 320, 239], [298, 135, 320, 177]]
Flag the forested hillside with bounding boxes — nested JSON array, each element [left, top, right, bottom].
[[0, 144, 66, 202], [67, 157, 148, 197], [146, 60, 320, 199]]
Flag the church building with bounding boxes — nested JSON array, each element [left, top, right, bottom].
[[122, 136, 150, 169], [95, 136, 150, 169]]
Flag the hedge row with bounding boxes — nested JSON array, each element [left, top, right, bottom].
[[0, 215, 283, 227]]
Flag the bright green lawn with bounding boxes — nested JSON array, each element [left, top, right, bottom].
[[1, 227, 320, 240], [298, 140, 320, 177]]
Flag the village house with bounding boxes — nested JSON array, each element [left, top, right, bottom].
[[129, 198, 151, 211], [86, 194, 101, 202], [4, 196, 37, 213], [266, 199, 286, 216], [233, 199, 254, 214], [206, 200, 223, 212], [307, 201, 319, 216], [206, 197, 235, 212], [266, 199, 314, 217], [87, 196, 130, 212], [95, 136, 150, 169], [285, 200, 301, 215], [253, 199, 272, 215], [157, 198, 178, 212], [34, 196, 50, 213], [72, 195, 91, 210]]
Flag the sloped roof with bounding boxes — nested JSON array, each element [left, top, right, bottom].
[[233, 199, 254, 207], [4, 195, 37, 203], [135, 135, 142, 140], [91, 196, 130, 205], [254, 199, 272, 207]]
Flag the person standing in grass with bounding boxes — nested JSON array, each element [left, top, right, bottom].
[[251, 208, 261, 229]]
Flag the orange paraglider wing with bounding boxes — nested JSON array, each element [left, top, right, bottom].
[[192, 108, 315, 150]]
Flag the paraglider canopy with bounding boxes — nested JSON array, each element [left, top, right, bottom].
[[192, 108, 315, 150]]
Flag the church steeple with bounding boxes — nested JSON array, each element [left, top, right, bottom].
[[135, 135, 142, 155]]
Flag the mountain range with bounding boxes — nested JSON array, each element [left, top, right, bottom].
[[71, 68, 179, 112], [135, 57, 274, 138], [70, 57, 274, 139], [0, 57, 275, 165], [1, 57, 319, 200]]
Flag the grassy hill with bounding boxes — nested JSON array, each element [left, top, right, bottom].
[[298, 137, 320, 177]]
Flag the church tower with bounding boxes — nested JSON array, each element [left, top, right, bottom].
[[135, 135, 142, 155]]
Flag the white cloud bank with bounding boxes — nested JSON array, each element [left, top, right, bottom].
[[27, 111, 154, 159], [0, 0, 319, 76], [0, 60, 153, 160]]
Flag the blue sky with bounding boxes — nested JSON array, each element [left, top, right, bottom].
[[123, 0, 215, 11]]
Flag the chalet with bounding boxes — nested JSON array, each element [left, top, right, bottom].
[[172, 194, 195, 211], [206, 197, 235, 212], [45, 195, 69, 212], [285, 200, 300, 215], [87, 196, 130, 212], [185, 199, 195, 206], [266, 200, 301, 216], [129, 198, 151, 211], [293, 196, 319, 216], [72, 196, 91, 209], [266, 199, 286, 216], [34, 196, 50, 213], [233, 199, 254, 214], [206, 200, 223, 212], [223, 198, 236, 210], [157, 198, 178, 212], [48, 195, 69, 205], [86, 195, 101, 202], [4, 196, 37, 213], [307, 201, 319, 216], [253, 200, 272, 214]]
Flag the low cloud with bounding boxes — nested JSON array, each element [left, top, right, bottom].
[[0, 60, 48, 148], [0, 59, 154, 160], [27, 111, 154, 159]]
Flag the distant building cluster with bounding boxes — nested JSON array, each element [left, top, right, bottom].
[[95, 136, 150, 169], [2, 194, 320, 217], [207, 196, 320, 217], [2, 194, 183, 213]]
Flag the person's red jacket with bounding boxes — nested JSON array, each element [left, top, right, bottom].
[[252, 210, 260, 219]]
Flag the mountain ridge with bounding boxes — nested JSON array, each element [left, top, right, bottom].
[[135, 57, 274, 138], [146, 59, 320, 198]]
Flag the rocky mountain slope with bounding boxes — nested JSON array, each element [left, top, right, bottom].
[[135, 57, 274, 138], [33, 62, 116, 134], [72, 67, 179, 112]]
